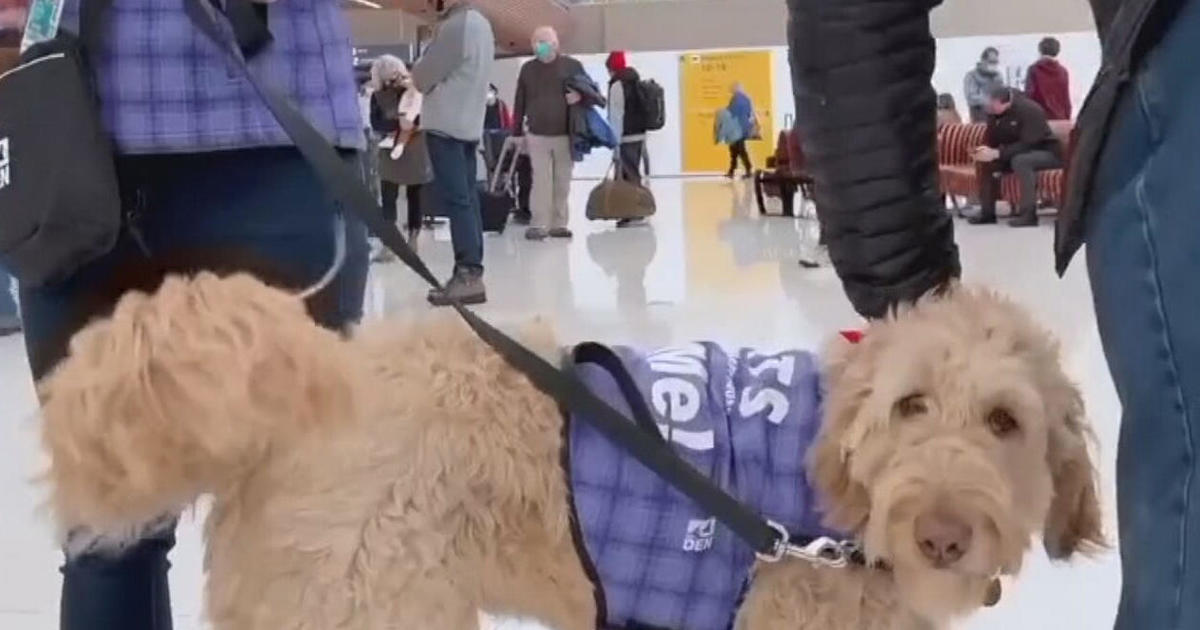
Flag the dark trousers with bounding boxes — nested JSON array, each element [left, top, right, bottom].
[[18, 147, 369, 630], [425, 133, 483, 271], [1087, 1, 1200, 627], [979, 149, 1062, 218], [728, 139, 752, 175], [617, 140, 644, 182], [381, 180, 424, 229]]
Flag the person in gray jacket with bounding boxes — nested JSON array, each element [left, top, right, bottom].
[[963, 47, 1005, 122], [413, 0, 495, 306]]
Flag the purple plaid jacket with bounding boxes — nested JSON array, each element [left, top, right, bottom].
[[569, 342, 837, 630], [61, 0, 364, 154]]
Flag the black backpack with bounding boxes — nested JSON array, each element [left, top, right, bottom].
[[636, 79, 666, 132]]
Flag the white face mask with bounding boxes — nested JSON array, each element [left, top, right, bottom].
[[486, 92, 498, 105]]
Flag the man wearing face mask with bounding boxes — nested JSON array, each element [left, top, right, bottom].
[[513, 25, 586, 241], [963, 47, 1005, 123]]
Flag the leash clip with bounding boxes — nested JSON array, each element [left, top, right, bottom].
[[758, 521, 851, 568]]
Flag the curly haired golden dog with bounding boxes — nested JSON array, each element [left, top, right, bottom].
[[37, 273, 1104, 630]]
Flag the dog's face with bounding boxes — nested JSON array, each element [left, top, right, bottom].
[[811, 289, 1103, 623]]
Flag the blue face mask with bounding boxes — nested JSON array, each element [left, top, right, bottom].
[[534, 42, 554, 60]]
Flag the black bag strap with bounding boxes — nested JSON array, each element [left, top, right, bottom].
[[571, 343, 664, 443], [179, 0, 785, 558]]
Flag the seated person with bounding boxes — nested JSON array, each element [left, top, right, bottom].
[[969, 86, 1063, 227]]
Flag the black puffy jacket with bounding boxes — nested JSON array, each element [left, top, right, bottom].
[[787, 0, 959, 319], [788, 0, 1181, 317]]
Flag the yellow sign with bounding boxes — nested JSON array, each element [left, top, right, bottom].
[[680, 50, 775, 174]]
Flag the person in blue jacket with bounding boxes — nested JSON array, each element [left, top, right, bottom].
[[726, 82, 756, 179]]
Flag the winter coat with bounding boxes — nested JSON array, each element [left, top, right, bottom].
[[713, 108, 742, 145], [728, 90, 756, 140], [607, 67, 646, 140], [371, 87, 433, 186], [1026, 58, 1072, 121], [963, 64, 1005, 122], [985, 92, 1062, 165], [566, 73, 614, 161]]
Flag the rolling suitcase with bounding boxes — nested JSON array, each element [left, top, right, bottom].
[[479, 136, 523, 233]]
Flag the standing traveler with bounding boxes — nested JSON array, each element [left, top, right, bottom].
[[369, 55, 431, 259], [605, 50, 647, 185], [513, 25, 586, 241], [15, 0, 370, 626], [964, 47, 1005, 122], [1025, 36, 1073, 121], [726, 82, 756, 179], [412, 0, 496, 306]]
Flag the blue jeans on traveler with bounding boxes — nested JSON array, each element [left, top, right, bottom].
[[1085, 1, 1200, 627], [19, 147, 369, 629], [425, 132, 484, 271]]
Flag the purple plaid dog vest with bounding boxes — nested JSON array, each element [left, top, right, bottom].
[[567, 342, 838, 630]]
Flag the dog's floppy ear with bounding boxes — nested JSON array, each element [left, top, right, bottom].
[[1042, 380, 1106, 559], [810, 333, 873, 532], [40, 273, 363, 536]]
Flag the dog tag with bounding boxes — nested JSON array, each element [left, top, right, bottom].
[[21, 0, 65, 52], [983, 577, 1003, 607]]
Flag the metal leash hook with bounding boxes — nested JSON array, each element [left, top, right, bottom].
[[757, 521, 851, 569]]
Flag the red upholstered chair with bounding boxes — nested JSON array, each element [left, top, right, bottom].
[[754, 128, 814, 217], [936, 123, 988, 211]]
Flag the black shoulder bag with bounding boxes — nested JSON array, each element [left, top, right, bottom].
[[0, 0, 122, 287]]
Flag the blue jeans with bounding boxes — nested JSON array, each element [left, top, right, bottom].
[[19, 147, 369, 629], [425, 133, 483, 271], [1085, 1, 1200, 628]]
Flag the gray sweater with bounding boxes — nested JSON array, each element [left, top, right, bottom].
[[513, 55, 586, 137], [412, 5, 495, 143]]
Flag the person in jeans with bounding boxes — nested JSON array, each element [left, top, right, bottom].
[[786, 0, 1200, 628], [726, 82, 755, 179], [412, 0, 495, 306], [0, 264, 19, 336], [513, 25, 585, 241], [969, 86, 1062, 227], [16, 0, 370, 627], [1025, 36, 1072, 121]]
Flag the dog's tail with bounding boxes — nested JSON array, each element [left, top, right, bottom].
[[39, 273, 364, 539]]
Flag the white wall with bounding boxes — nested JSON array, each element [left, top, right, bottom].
[[490, 31, 1100, 179]]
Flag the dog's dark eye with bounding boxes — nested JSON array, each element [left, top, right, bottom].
[[986, 408, 1020, 437], [894, 394, 927, 419]]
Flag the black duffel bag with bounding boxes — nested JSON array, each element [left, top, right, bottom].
[[0, 4, 122, 287]]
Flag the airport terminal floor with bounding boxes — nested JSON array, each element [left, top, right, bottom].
[[1, 179, 1121, 629]]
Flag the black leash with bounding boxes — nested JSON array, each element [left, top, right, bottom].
[[180, 0, 832, 564]]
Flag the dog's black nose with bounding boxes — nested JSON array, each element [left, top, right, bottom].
[[915, 510, 973, 567]]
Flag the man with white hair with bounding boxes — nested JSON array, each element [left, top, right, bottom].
[[413, 0, 496, 305], [513, 25, 586, 240]]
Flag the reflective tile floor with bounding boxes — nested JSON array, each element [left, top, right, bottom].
[[0, 180, 1120, 629]]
